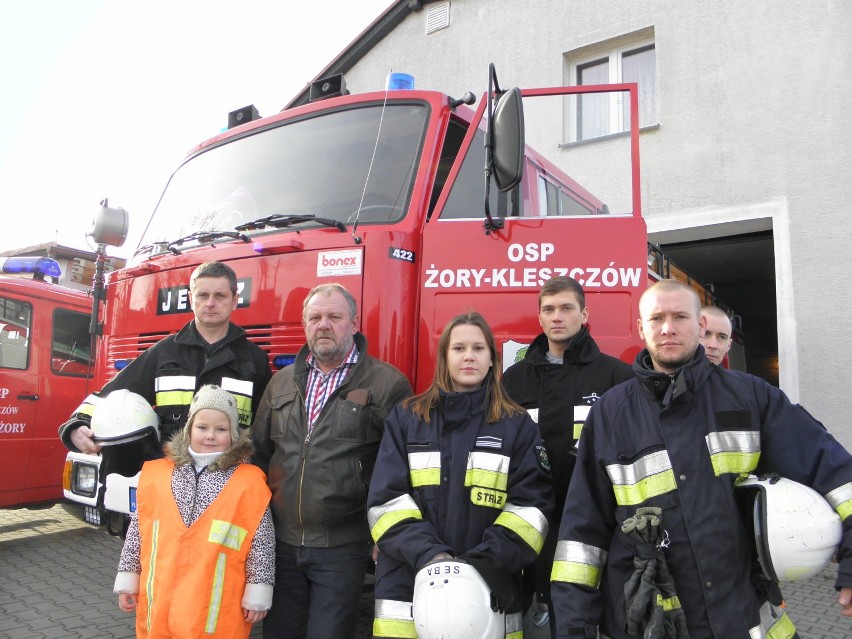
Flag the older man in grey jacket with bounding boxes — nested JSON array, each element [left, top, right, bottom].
[[252, 283, 412, 639]]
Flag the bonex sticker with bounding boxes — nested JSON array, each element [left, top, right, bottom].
[[317, 250, 362, 277]]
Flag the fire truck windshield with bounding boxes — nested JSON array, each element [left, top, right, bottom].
[[134, 103, 429, 259]]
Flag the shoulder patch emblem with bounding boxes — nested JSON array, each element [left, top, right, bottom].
[[535, 444, 551, 473]]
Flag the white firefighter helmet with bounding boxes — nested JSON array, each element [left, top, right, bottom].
[[90, 390, 159, 446], [412, 560, 504, 639], [736, 475, 841, 582]]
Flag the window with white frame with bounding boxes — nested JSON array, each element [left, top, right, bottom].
[[567, 34, 657, 142]]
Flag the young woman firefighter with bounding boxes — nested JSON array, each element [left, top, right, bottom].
[[113, 384, 275, 638], [367, 311, 554, 639]]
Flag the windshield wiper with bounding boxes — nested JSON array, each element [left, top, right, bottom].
[[235, 214, 346, 232], [133, 241, 180, 257], [164, 230, 250, 255]]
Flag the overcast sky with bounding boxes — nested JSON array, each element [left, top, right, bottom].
[[0, 0, 392, 259]]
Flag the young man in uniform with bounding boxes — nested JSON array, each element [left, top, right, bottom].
[[503, 276, 632, 632]]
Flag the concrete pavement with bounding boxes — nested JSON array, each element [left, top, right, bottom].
[[0, 503, 372, 639], [1, 502, 848, 638]]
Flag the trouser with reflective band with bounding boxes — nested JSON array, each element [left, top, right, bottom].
[[373, 599, 416, 639], [136, 459, 270, 638], [748, 601, 798, 639], [373, 598, 523, 639]]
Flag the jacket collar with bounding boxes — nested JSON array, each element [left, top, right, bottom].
[[438, 385, 487, 431], [174, 320, 246, 349], [633, 346, 711, 408], [524, 324, 601, 366]]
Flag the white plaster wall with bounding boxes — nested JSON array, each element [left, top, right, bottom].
[[341, 0, 852, 446]]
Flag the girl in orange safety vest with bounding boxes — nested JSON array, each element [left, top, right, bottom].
[[114, 384, 274, 638]]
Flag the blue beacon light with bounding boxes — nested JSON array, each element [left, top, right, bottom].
[[0, 257, 63, 278], [386, 73, 415, 91]]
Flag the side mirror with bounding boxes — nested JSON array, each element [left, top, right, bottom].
[[90, 200, 129, 247], [491, 87, 525, 192]]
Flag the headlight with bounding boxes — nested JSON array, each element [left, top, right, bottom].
[[73, 463, 98, 498]]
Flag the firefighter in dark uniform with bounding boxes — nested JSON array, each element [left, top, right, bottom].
[[551, 279, 852, 638], [59, 260, 270, 453], [503, 276, 632, 632], [368, 312, 553, 639]]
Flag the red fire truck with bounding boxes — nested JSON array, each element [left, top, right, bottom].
[[62, 68, 661, 525], [0, 257, 95, 508]]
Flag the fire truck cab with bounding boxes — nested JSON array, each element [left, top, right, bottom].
[[0, 257, 94, 508], [62, 69, 650, 528]]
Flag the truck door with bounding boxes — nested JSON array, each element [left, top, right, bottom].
[[0, 292, 39, 506], [418, 214, 646, 389], [0, 287, 93, 507], [33, 307, 93, 502], [418, 85, 646, 391]]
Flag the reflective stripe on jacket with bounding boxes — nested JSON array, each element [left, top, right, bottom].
[[136, 459, 271, 638], [59, 320, 271, 450]]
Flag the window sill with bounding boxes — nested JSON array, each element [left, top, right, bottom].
[[558, 123, 660, 149]]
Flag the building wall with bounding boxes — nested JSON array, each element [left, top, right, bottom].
[[341, 0, 852, 446]]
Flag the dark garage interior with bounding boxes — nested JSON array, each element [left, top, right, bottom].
[[658, 230, 778, 386]]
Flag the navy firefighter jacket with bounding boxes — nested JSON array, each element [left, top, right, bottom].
[[551, 348, 852, 639], [367, 385, 554, 638]]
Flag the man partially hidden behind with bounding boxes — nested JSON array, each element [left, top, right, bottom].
[[503, 276, 632, 633], [700, 305, 733, 366], [252, 283, 412, 639]]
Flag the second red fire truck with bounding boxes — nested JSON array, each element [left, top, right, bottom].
[[0, 258, 94, 508]]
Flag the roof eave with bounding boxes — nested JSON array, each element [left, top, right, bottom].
[[285, 0, 437, 109]]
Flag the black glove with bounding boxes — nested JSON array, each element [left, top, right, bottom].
[[459, 551, 522, 613]]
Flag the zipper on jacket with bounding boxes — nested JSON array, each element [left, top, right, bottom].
[[296, 378, 348, 542], [298, 456, 307, 545], [357, 459, 368, 496], [296, 374, 354, 545], [296, 385, 308, 545], [190, 466, 203, 522]]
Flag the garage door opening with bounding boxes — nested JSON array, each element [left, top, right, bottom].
[[657, 230, 778, 386]]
